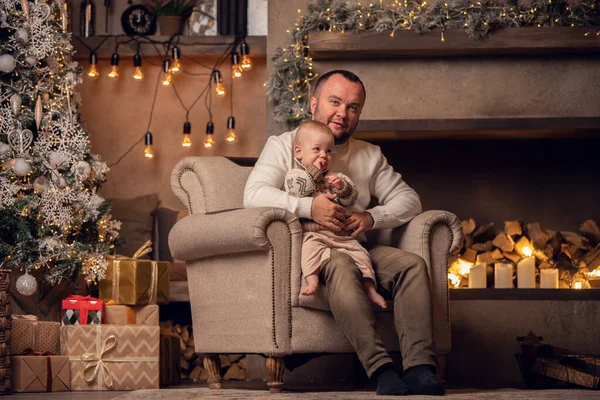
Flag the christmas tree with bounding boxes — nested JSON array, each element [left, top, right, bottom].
[[0, 0, 120, 291]]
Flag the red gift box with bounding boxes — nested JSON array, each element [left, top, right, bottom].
[[61, 295, 105, 325]]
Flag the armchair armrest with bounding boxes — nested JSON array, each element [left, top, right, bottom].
[[168, 207, 302, 262]]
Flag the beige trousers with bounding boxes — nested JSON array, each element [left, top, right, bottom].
[[320, 246, 437, 377]]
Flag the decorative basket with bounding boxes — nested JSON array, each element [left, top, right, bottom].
[[0, 270, 12, 395], [516, 353, 600, 390]]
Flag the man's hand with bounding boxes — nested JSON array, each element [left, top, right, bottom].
[[311, 193, 348, 231], [325, 175, 344, 190], [344, 212, 374, 238], [313, 157, 327, 171]]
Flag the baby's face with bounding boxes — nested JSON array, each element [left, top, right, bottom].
[[296, 129, 335, 170]]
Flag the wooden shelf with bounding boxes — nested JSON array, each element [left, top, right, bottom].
[[450, 288, 600, 301], [72, 35, 266, 59], [353, 117, 600, 139], [309, 27, 600, 60]]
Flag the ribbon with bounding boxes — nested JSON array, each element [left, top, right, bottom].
[[71, 326, 158, 390], [62, 295, 104, 325], [13, 314, 39, 350], [21, 348, 54, 391], [108, 240, 158, 304]]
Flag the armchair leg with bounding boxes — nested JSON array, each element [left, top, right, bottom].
[[203, 354, 222, 389], [266, 356, 285, 393], [437, 354, 446, 383]]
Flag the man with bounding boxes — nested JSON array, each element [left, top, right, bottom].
[[244, 70, 444, 396]]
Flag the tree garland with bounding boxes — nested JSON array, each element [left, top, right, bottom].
[[267, 0, 600, 129]]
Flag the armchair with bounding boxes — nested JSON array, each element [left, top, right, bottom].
[[169, 156, 463, 392]]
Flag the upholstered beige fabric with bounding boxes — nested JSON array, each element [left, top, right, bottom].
[[169, 156, 463, 358]]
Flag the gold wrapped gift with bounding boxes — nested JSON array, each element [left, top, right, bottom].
[[99, 241, 169, 305], [105, 304, 159, 325]]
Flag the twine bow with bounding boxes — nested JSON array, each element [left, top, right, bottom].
[[82, 335, 117, 389], [13, 314, 39, 349], [108, 240, 158, 304]]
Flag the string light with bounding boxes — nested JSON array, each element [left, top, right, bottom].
[[161, 59, 172, 86], [132, 53, 143, 80], [87, 52, 98, 80], [182, 121, 192, 147], [213, 69, 225, 97], [231, 52, 242, 79], [225, 116, 236, 144], [107, 52, 119, 78], [204, 121, 215, 148], [240, 40, 253, 71], [144, 132, 153, 158], [171, 46, 182, 74]]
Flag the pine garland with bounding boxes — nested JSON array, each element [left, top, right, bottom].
[[267, 0, 600, 129]]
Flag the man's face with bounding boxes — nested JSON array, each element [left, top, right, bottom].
[[310, 74, 365, 145]]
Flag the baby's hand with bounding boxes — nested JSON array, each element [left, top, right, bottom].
[[313, 157, 327, 171], [326, 175, 344, 190]]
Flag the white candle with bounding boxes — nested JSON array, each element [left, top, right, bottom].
[[469, 262, 487, 288], [517, 257, 536, 288], [495, 263, 513, 288], [540, 268, 559, 289]]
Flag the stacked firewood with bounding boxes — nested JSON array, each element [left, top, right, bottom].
[[450, 219, 600, 288], [160, 321, 248, 381]]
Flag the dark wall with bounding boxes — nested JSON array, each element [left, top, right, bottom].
[[372, 138, 600, 232]]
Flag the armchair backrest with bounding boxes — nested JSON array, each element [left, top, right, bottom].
[[171, 157, 252, 215]]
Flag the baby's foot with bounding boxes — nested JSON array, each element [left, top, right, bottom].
[[301, 283, 319, 296], [367, 289, 387, 309]]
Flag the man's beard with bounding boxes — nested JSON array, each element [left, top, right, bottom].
[[313, 106, 355, 145]]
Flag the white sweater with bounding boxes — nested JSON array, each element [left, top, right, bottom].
[[243, 129, 422, 232]]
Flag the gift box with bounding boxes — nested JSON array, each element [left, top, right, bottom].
[[159, 334, 181, 386], [61, 295, 104, 326], [12, 353, 70, 392], [99, 241, 170, 305], [11, 315, 60, 355], [105, 304, 159, 326], [60, 324, 159, 390]]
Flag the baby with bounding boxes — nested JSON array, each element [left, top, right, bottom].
[[285, 120, 386, 309]]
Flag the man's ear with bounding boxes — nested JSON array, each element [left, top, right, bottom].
[[310, 96, 317, 116]]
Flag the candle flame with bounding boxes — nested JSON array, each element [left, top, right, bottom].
[[572, 281, 583, 289], [448, 273, 461, 288], [588, 268, 600, 278], [522, 246, 533, 257]]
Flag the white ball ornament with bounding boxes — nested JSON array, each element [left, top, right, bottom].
[[49, 151, 67, 169], [25, 55, 38, 67], [14, 29, 29, 44], [16, 271, 37, 296], [10, 94, 22, 115], [0, 54, 16, 73], [13, 157, 32, 176], [51, 173, 67, 188], [34, 176, 50, 193], [0, 142, 11, 158]]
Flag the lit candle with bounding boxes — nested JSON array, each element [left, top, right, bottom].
[[540, 268, 559, 289], [469, 262, 487, 288], [517, 257, 536, 288], [495, 263, 513, 288]]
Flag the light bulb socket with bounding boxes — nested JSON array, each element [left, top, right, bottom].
[[231, 52, 239, 66], [172, 46, 181, 60], [110, 52, 120, 66], [89, 52, 97, 65], [227, 116, 235, 130], [133, 54, 142, 67], [183, 121, 191, 134], [240, 41, 250, 56], [206, 121, 214, 134], [145, 132, 153, 145], [162, 59, 170, 73], [213, 69, 222, 83]]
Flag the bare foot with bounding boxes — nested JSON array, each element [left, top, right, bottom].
[[301, 284, 318, 296], [366, 288, 387, 309], [301, 275, 319, 296]]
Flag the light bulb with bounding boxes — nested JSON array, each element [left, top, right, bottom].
[[171, 58, 181, 74], [204, 121, 215, 148], [241, 55, 253, 71], [182, 121, 191, 147], [226, 116, 236, 144], [144, 132, 154, 158], [132, 53, 143, 80], [216, 82, 226, 96], [108, 65, 119, 78], [232, 64, 243, 79], [88, 64, 99, 79], [240, 40, 253, 71], [133, 66, 143, 80], [162, 59, 171, 86]]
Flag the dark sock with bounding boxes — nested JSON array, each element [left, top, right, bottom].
[[403, 364, 445, 396], [372, 363, 408, 396]]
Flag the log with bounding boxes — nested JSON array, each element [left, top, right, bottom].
[[581, 244, 600, 271], [472, 240, 494, 252], [491, 249, 504, 260], [181, 326, 190, 343], [472, 222, 496, 242], [238, 357, 247, 369], [493, 233, 514, 253], [189, 366, 203, 381], [477, 252, 496, 264], [503, 251, 521, 264], [526, 223, 550, 249], [227, 354, 244, 363], [462, 218, 476, 235], [580, 219, 600, 245], [560, 231, 590, 250], [504, 220, 523, 237], [219, 355, 232, 368], [461, 248, 478, 263], [224, 364, 246, 380], [183, 347, 196, 361], [538, 262, 553, 270]]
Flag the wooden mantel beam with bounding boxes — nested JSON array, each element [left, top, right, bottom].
[[309, 28, 600, 59]]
